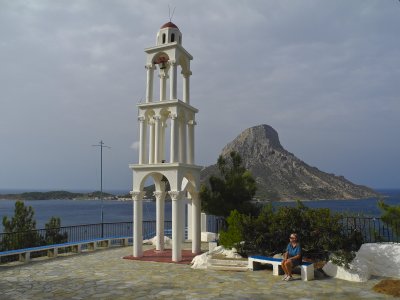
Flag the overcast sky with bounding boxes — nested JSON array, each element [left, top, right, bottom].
[[1, 0, 399, 192]]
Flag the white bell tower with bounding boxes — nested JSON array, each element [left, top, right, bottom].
[[129, 22, 202, 262]]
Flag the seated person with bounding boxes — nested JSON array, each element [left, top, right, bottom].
[[281, 233, 302, 281]]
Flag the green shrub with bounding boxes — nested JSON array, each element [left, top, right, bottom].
[[219, 202, 363, 267], [378, 200, 400, 237], [219, 210, 249, 253]]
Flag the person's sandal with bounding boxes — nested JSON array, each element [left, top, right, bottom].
[[282, 275, 288, 281], [285, 276, 294, 281]]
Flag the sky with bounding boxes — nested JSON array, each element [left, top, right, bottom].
[[0, 0, 399, 192]]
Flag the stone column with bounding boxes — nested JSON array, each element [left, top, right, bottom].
[[187, 196, 192, 240], [191, 191, 201, 254], [182, 71, 191, 104], [170, 114, 177, 163], [131, 191, 145, 257], [148, 120, 155, 164], [145, 64, 154, 103], [187, 120, 196, 165], [154, 116, 161, 163], [201, 212, 207, 232], [154, 191, 166, 251], [169, 61, 177, 100], [138, 116, 147, 164], [161, 121, 166, 162], [169, 191, 183, 262], [178, 118, 187, 163], [159, 71, 167, 101], [181, 197, 186, 242]]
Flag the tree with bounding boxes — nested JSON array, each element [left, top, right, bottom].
[[200, 151, 257, 217], [1, 202, 67, 252], [378, 200, 400, 236], [45, 217, 68, 245], [1, 201, 42, 251]]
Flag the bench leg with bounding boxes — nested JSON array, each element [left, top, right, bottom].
[[301, 265, 314, 281], [88, 242, 97, 251], [73, 244, 82, 253], [122, 238, 129, 246], [48, 248, 58, 258], [19, 252, 30, 263], [248, 259, 254, 270], [272, 264, 284, 276]]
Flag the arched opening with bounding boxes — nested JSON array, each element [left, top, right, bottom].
[[162, 33, 166, 44], [171, 33, 175, 43], [152, 52, 170, 101], [160, 108, 171, 162]]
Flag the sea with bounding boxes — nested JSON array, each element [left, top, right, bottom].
[[0, 189, 399, 233]]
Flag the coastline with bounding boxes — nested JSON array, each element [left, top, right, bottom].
[[271, 195, 386, 203], [1, 196, 381, 202], [0, 188, 394, 202]]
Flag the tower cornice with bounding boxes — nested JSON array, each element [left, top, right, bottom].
[[137, 99, 198, 113], [145, 43, 193, 60]]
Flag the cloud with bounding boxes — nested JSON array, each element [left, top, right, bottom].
[[1, 0, 399, 190]]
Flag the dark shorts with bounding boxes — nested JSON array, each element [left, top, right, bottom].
[[290, 259, 301, 268]]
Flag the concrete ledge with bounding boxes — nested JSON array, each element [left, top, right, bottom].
[[0, 236, 133, 264], [201, 232, 217, 242]]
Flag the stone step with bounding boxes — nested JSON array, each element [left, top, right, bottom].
[[207, 264, 249, 272], [208, 258, 248, 267]]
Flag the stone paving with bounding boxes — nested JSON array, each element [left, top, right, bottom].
[[0, 243, 394, 299]]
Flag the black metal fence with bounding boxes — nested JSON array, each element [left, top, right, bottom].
[[0, 221, 173, 252], [342, 217, 399, 243], [208, 216, 399, 243], [205, 215, 227, 234], [1, 217, 398, 253]]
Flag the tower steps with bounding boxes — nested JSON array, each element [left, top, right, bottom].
[[207, 257, 249, 272]]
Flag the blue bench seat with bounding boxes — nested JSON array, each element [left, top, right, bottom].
[[248, 255, 314, 281]]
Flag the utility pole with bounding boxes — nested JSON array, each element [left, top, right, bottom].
[[92, 140, 111, 238]]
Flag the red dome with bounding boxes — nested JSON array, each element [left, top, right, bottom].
[[160, 22, 179, 30]]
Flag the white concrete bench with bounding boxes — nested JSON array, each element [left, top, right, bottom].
[[0, 236, 132, 263], [248, 255, 314, 281]]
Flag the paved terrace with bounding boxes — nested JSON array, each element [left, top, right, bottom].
[[0, 243, 392, 299]]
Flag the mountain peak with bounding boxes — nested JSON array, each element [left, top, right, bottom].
[[222, 124, 283, 156]]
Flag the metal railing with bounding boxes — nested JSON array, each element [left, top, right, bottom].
[[209, 216, 399, 243], [1, 217, 398, 253], [0, 221, 172, 252], [342, 217, 399, 243]]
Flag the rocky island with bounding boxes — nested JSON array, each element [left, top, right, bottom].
[[0, 191, 117, 201], [201, 124, 380, 201]]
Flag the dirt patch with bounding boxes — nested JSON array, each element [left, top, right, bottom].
[[373, 279, 400, 297]]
